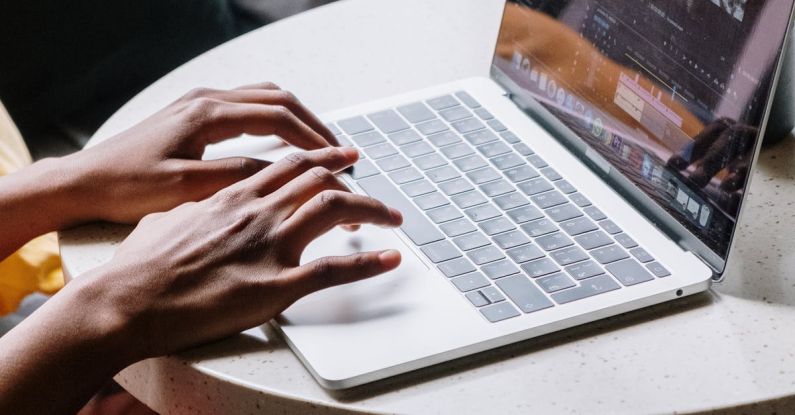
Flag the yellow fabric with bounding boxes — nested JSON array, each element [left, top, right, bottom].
[[0, 101, 64, 315]]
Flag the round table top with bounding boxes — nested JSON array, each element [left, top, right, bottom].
[[60, 0, 795, 413]]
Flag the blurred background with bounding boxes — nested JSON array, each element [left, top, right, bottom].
[[0, 0, 335, 160]]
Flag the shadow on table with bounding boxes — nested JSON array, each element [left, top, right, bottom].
[[327, 290, 716, 403]]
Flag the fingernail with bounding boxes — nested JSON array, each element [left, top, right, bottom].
[[378, 249, 402, 268], [389, 208, 403, 224]]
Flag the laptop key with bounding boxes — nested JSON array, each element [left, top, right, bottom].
[[438, 178, 473, 195], [376, 154, 410, 172], [504, 165, 540, 183], [496, 275, 554, 313], [452, 118, 486, 134], [415, 154, 448, 171], [451, 272, 490, 292], [466, 291, 490, 307], [513, 142, 534, 156], [491, 153, 525, 170], [556, 180, 577, 194], [416, 119, 449, 136], [630, 247, 654, 263], [326, 123, 342, 136], [575, 230, 614, 250], [560, 217, 599, 236], [464, 129, 499, 145], [481, 286, 506, 303], [540, 167, 562, 181], [414, 192, 448, 210], [351, 130, 386, 147], [402, 141, 435, 158], [500, 130, 521, 144], [427, 205, 463, 224], [583, 205, 607, 221], [438, 257, 476, 277], [480, 302, 520, 322], [401, 179, 435, 197], [389, 167, 423, 184], [536, 232, 574, 251], [388, 129, 423, 145], [614, 233, 638, 248], [569, 193, 591, 207], [465, 204, 501, 222], [521, 218, 558, 237], [364, 142, 398, 159], [397, 102, 435, 123], [467, 245, 505, 265], [494, 192, 530, 210], [531, 191, 568, 209], [605, 259, 655, 286], [520, 258, 560, 278], [646, 262, 671, 277], [467, 167, 501, 184], [482, 259, 520, 280], [451, 191, 488, 208], [537, 273, 576, 293], [338, 116, 374, 135], [439, 106, 472, 122], [453, 232, 491, 251], [454, 91, 480, 108], [367, 109, 409, 133], [546, 203, 583, 222], [507, 244, 545, 263], [474, 108, 494, 120], [518, 177, 553, 195], [480, 180, 514, 197], [350, 159, 380, 179], [507, 205, 544, 224], [600, 219, 622, 235], [477, 141, 511, 158], [440, 218, 477, 237], [480, 217, 516, 235], [551, 274, 620, 304], [421, 240, 461, 263], [357, 174, 444, 246], [427, 95, 459, 110], [492, 230, 530, 249], [440, 143, 474, 159], [487, 119, 507, 132], [550, 246, 589, 266], [427, 131, 461, 147], [565, 260, 604, 280], [427, 166, 460, 183], [454, 155, 488, 172], [591, 244, 630, 264], [527, 154, 548, 168]]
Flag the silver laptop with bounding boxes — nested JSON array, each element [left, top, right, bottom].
[[270, 0, 795, 389]]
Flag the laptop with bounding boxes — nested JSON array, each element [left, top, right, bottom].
[[270, 0, 795, 389]]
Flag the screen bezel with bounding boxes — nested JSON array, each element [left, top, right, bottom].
[[488, 2, 795, 279]]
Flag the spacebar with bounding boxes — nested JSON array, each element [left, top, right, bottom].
[[357, 175, 445, 246]]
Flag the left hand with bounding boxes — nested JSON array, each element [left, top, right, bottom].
[[62, 82, 338, 223]]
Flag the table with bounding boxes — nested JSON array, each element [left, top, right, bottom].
[[59, 0, 795, 413]]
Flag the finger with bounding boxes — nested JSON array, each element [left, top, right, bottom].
[[277, 191, 402, 256], [668, 119, 731, 170], [240, 147, 357, 196], [283, 250, 402, 297], [266, 167, 353, 218], [205, 88, 338, 147], [175, 157, 271, 198], [233, 81, 282, 91], [195, 101, 332, 151], [690, 127, 735, 188], [719, 162, 749, 192]]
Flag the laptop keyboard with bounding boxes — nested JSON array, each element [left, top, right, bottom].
[[327, 91, 671, 323]]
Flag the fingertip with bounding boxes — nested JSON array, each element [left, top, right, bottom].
[[339, 146, 359, 163], [378, 249, 402, 269], [389, 208, 403, 225]]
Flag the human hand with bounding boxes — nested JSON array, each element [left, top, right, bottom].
[[64, 82, 338, 224], [77, 146, 403, 360]]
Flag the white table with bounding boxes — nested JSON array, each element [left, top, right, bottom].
[[59, 0, 795, 413]]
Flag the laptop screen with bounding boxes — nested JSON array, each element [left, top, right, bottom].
[[492, 0, 793, 260]]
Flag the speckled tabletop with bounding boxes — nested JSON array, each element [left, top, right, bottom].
[[59, 0, 795, 413]]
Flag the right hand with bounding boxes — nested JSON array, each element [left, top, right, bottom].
[[78, 146, 403, 360]]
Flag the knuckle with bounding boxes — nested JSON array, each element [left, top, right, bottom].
[[182, 87, 214, 101], [260, 81, 280, 90], [274, 90, 299, 105], [312, 257, 335, 277], [318, 190, 345, 210], [270, 105, 294, 123], [236, 157, 260, 175], [182, 97, 220, 125], [284, 151, 310, 170], [308, 166, 334, 183]]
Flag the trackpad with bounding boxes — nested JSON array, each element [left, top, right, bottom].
[[281, 226, 431, 325]]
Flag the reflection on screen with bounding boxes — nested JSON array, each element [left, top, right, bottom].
[[493, 0, 792, 258]]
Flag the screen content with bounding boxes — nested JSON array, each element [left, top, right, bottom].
[[493, 0, 793, 258]]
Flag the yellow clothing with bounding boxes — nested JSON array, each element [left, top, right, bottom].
[[0, 101, 64, 315]]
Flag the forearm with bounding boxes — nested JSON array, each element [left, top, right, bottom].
[[0, 157, 88, 259], [0, 269, 135, 414]]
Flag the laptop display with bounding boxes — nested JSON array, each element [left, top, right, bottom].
[[492, 0, 793, 260]]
